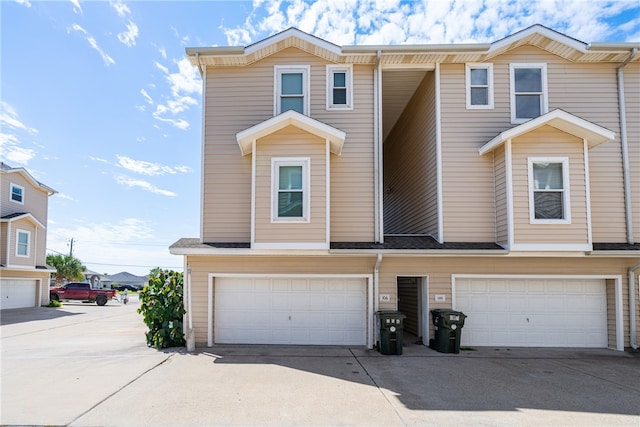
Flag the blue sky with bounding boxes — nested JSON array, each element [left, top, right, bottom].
[[2, 0, 639, 276]]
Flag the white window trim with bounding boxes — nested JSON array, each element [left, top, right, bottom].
[[15, 229, 30, 257], [510, 63, 548, 124], [10, 183, 25, 205], [271, 157, 310, 223], [326, 64, 353, 110], [274, 65, 310, 116], [465, 63, 494, 109], [528, 157, 571, 224]]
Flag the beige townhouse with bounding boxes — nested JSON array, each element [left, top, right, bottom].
[[1, 163, 57, 309], [171, 25, 639, 351]]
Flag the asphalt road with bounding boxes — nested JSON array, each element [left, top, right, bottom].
[[1, 298, 639, 426]]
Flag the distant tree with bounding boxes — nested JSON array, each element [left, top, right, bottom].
[[46, 254, 86, 285]]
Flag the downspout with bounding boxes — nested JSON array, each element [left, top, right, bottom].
[[629, 263, 640, 350], [185, 264, 195, 351], [373, 50, 382, 242], [617, 48, 637, 244], [373, 253, 383, 349]]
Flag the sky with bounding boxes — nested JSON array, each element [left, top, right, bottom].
[[1, 0, 639, 276]]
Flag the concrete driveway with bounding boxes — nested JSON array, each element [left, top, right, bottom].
[[1, 299, 639, 427]]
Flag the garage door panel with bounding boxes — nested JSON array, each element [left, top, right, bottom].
[[215, 277, 366, 345], [1, 280, 37, 310], [456, 278, 607, 348]]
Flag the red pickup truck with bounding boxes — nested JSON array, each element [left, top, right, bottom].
[[50, 282, 117, 306]]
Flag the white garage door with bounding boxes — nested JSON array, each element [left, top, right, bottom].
[[215, 277, 367, 345], [455, 278, 607, 348], [1, 279, 37, 310]]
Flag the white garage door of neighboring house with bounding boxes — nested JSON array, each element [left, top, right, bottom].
[[454, 278, 607, 348], [1, 279, 37, 310], [215, 277, 367, 345]]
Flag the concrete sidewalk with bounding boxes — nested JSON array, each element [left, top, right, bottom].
[[2, 302, 639, 426]]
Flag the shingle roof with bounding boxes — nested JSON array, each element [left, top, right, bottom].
[[331, 235, 504, 250]]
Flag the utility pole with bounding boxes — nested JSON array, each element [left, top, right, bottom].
[[68, 238, 75, 257]]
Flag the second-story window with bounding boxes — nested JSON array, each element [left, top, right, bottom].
[[272, 158, 310, 222], [16, 229, 30, 257], [10, 183, 24, 204], [510, 63, 548, 123], [465, 63, 493, 109], [275, 66, 309, 115], [326, 65, 353, 110], [528, 157, 570, 224]]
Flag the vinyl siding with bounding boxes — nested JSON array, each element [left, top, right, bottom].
[[7, 218, 36, 267], [624, 63, 640, 243], [511, 127, 589, 245], [0, 223, 7, 265], [440, 45, 628, 243], [383, 71, 439, 236], [494, 145, 508, 246], [185, 255, 376, 345], [378, 256, 636, 349], [0, 172, 49, 224], [254, 128, 326, 244], [202, 47, 374, 243]]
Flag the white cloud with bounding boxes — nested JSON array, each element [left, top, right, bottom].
[[116, 155, 191, 176], [90, 156, 109, 164], [69, 0, 82, 15], [140, 88, 154, 105], [222, 0, 640, 46], [15, 0, 32, 7], [68, 24, 115, 66], [117, 20, 139, 47], [0, 101, 38, 165], [159, 46, 167, 59], [111, 0, 130, 17], [115, 175, 177, 197], [151, 57, 201, 130]]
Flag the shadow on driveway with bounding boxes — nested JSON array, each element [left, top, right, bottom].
[[198, 344, 640, 419], [0, 306, 81, 326]]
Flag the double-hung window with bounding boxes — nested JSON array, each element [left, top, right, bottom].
[[16, 229, 30, 257], [528, 157, 570, 224], [326, 65, 353, 110], [272, 158, 310, 222], [510, 63, 548, 123], [10, 183, 24, 204], [465, 63, 493, 109], [275, 66, 309, 115]]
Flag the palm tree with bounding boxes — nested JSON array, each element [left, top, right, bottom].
[[46, 254, 86, 285]]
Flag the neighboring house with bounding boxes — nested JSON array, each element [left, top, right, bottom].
[[1, 162, 57, 309], [106, 271, 148, 290], [171, 25, 640, 351]]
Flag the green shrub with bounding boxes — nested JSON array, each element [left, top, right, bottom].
[[48, 299, 63, 308], [137, 269, 186, 349]]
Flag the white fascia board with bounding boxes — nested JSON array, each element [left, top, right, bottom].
[[236, 111, 346, 156], [479, 109, 615, 155], [0, 213, 45, 229], [1, 169, 57, 195], [488, 24, 588, 55], [245, 28, 342, 57]]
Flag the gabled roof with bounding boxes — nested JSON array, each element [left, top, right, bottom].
[[0, 163, 57, 195], [187, 24, 639, 69], [236, 110, 346, 156], [0, 212, 46, 229], [479, 109, 616, 155]]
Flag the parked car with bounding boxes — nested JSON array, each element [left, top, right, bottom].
[[112, 284, 138, 291], [50, 282, 117, 306]]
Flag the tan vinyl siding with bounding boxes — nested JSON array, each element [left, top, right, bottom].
[[202, 47, 374, 243], [8, 218, 36, 267], [510, 127, 589, 245], [0, 223, 7, 265], [0, 172, 49, 226], [378, 256, 636, 349], [624, 63, 640, 243], [185, 255, 376, 345], [494, 145, 508, 246], [254, 128, 326, 243], [440, 45, 628, 243], [383, 71, 439, 236]]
